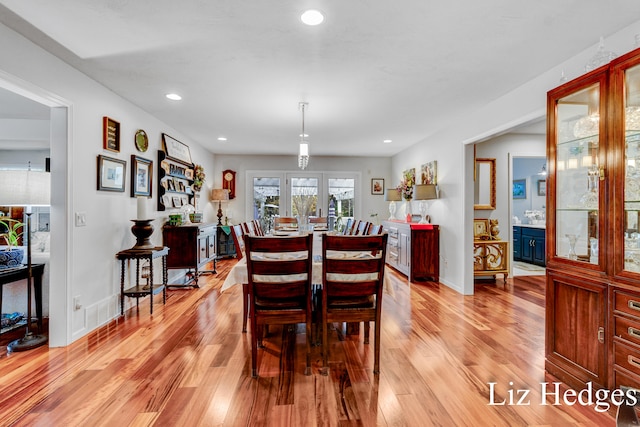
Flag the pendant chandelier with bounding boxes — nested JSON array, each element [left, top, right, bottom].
[[298, 102, 309, 170]]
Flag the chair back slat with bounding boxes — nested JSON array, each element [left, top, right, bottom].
[[274, 216, 298, 230], [231, 224, 245, 259]]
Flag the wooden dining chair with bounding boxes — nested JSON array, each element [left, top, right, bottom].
[[245, 234, 314, 377], [368, 224, 384, 235], [274, 216, 298, 230], [309, 216, 328, 229], [341, 218, 353, 235], [252, 219, 265, 236], [355, 221, 371, 235], [230, 224, 251, 333], [321, 233, 388, 374]]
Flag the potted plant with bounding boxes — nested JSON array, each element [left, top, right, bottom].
[[0, 218, 25, 269]]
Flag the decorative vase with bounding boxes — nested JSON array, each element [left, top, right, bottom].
[[131, 219, 155, 250], [565, 234, 579, 260], [0, 248, 24, 269]]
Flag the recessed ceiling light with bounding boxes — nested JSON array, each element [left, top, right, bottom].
[[383, 139, 392, 144], [166, 93, 182, 101], [301, 9, 324, 26], [217, 137, 227, 141]]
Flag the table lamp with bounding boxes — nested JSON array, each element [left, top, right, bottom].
[[384, 188, 402, 220], [211, 188, 229, 226], [414, 184, 438, 224], [0, 169, 50, 351]]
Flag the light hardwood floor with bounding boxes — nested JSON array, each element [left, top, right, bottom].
[[0, 259, 616, 426]]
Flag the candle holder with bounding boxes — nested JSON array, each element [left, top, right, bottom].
[[131, 219, 155, 250]]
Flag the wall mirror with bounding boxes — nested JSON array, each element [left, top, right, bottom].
[[474, 158, 496, 210]]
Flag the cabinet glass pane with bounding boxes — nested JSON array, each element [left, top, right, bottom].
[[624, 64, 640, 272], [555, 83, 600, 264]]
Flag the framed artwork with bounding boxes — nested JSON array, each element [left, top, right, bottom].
[[421, 161, 437, 184], [162, 133, 192, 165], [131, 155, 153, 197], [513, 179, 526, 199], [103, 116, 120, 152], [537, 179, 547, 196], [473, 219, 489, 239], [97, 155, 126, 192], [371, 178, 384, 195]]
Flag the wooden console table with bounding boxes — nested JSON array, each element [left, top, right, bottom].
[[116, 247, 169, 316], [0, 264, 45, 334]]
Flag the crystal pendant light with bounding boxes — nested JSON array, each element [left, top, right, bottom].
[[298, 102, 309, 170]]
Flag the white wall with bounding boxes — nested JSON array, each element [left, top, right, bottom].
[[475, 133, 546, 231], [0, 22, 216, 345]]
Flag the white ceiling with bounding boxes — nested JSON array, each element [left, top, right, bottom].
[[1, 1, 639, 156]]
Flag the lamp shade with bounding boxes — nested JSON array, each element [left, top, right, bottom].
[[414, 184, 438, 201], [0, 170, 50, 206], [211, 188, 229, 202], [384, 188, 402, 202]]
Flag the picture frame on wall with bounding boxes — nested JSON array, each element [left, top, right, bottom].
[[513, 179, 526, 199], [473, 219, 489, 239], [162, 133, 192, 165], [97, 155, 126, 192], [421, 161, 437, 184], [131, 155, 153, 197], [102, 116, 120, 153], [537, 179, 546, 196], [371, 178, 384, 195]]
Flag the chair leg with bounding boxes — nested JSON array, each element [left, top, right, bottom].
[[305, 320, 311, 375], [242, 284, 248, 333], [251, 316, 258, 377], [364, 321, 370, 344], [373, 320, 381, 374], [322, 318, 329, 376]]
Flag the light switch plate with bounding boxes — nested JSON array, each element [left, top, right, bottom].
[[75, 212, 87, 227]]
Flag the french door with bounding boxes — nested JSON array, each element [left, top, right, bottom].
[[246, 171, 358, 232]]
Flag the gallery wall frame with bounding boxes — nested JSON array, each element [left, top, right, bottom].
[[162, 133, 192, 165], [131, 155, 153, 197], [97, 155, 126, 192], [103, 116, 120, 152]]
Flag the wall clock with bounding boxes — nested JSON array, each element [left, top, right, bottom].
[[223, 169, 236, 199], [135, 129, 149, 152]]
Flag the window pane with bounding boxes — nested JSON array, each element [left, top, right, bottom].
[[291, 177, 318, 216], [253, 177, 280, 232], [328, 178, 355, 232]]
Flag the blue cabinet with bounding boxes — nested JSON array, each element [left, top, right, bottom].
[[513, 226, 522, 261], [521, 227, 546, 267]]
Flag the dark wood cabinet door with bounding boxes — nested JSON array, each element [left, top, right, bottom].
[[546, 270, 607, 389]]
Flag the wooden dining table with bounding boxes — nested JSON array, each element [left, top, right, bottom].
[[220, 231, 394, 297]]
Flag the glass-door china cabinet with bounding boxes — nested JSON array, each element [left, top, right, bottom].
[[546, 68, 608, 390], [546, 46, 640, 392]]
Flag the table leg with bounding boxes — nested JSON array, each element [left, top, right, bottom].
[[33, 270, 43, 333], [120, 259, 125, 316], [162, 255, 167, 305], [148, 256, 153, 315]]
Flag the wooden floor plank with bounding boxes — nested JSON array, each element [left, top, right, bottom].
[[0, 259, 618, 426]]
